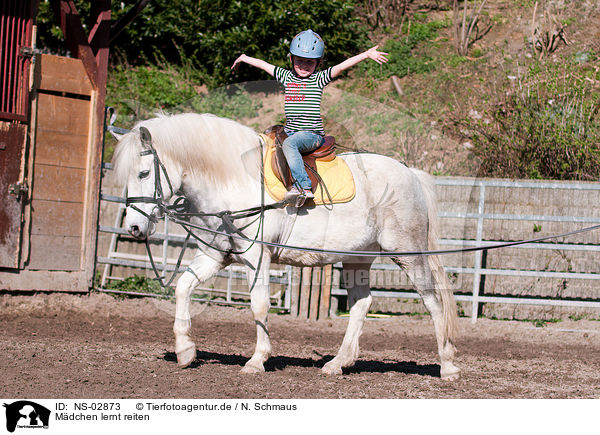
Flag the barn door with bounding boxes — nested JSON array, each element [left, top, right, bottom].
[[0, 0, 34, 268]]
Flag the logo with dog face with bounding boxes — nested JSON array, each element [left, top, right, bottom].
[[3, 401, 50, 432]]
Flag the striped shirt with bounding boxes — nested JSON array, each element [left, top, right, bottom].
[[274, 66, 333, 136]]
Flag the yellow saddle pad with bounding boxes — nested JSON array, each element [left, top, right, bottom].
[[260, 133, 355, 205]]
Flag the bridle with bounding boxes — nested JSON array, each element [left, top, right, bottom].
[[125, 127, 175, 224]]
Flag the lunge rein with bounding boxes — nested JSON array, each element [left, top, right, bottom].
[[123, 127, 600, 287]]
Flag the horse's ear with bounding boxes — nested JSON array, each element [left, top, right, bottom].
[[139, 126, 153, 150], [109, 131, 124, 141]]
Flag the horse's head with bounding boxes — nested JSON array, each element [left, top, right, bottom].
[[113, 113, 264, 239], [114, 125, 182, 240]]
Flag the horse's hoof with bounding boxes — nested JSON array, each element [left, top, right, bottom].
[[321, 362, 343, 376], [176, 346, 196, 368], [241, 363, 264, 374], [441, 365, 461, 381]]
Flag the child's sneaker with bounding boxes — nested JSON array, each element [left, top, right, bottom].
[[303, 189, 314, 200]]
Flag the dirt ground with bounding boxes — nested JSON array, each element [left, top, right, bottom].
[[1, 292, 599, 399]]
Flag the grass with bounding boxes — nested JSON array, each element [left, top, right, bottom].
[[532, 318, 562, 328], [99, 274, 173, 298]]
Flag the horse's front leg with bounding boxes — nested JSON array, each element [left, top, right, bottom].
[[174, 253, 223, 367], [241, 249, 272, 374]]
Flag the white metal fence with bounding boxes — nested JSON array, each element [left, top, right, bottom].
[[437, 178, 600, 322]]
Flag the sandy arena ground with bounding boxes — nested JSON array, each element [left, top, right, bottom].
[[1, 293, 599, 399]]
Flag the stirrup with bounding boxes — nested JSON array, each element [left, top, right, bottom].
[[285, 186, 307, 207], [293, 194, 307, 208], [285, 191, 307, 207]]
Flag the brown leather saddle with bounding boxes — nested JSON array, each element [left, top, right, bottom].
[[263, 125, 336, 192]]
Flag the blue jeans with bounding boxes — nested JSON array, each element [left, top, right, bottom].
[[282, 131, 324, 190]]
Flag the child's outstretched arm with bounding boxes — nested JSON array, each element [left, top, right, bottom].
[[331, 46, 388, 78], [231, 54, 276, 77]]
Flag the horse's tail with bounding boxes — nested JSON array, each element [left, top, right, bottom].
[[410, 168, 458, 344]]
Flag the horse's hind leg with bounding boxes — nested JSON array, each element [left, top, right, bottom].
[[174, 253, 222, 367], [393, 255, 460, 380], [322, 260, 373, 375], [241, 249, 272, 374]]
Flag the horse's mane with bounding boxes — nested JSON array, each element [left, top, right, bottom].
[[112, 113, 261, 187]]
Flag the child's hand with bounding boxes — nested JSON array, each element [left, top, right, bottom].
[[366, 46, 389, 65], [231, 54, 248, 71]]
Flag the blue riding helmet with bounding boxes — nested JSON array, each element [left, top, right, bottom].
[[290, 29, 324, 59]]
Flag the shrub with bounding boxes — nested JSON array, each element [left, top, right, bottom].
[[456, 61, 600, 180], [37, 0, 366, 88], [104, 275, 167, 295], [107, 64, 197, 118], [183, 86, 262, 120], [106, 65, 262, 123]]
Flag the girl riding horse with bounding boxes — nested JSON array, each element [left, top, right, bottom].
[[232, 29, 388, 206]]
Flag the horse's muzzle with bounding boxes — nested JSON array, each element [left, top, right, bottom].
[[127, 219, 156, 240]]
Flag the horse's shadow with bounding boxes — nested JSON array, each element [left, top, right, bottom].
[[163, 351, 440, 378]]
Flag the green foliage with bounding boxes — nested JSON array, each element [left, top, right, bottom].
[[36, 0, 366, 88], [104, 275, 167, 295], [471, 47, 484, 58], [532, 318, 561, 327], [184, 87, 262, 120], [358, 19, 448, 80], [447, 55, 468, 67], [106, 65, 261, 122], [456, 61, 600, 180], [107, 64, 196, 116]]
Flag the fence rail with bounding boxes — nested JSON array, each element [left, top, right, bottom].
[[96, 173, 600, 322]]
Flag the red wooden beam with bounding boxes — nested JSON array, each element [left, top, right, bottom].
[[88, 0, 110, 80], [85, 0, 111, 285], [49, 0, 99, 88]]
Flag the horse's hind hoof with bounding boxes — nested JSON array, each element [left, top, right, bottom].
[[441, 364, 461, 381], [441, 372, 460, 381], [241, 364, 265, 374], [321, 361, 343, 376], [176, 346, 196, 368]]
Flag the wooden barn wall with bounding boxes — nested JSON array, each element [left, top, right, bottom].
[[29, 55, 92, 271], [0, 54, 97, 291]]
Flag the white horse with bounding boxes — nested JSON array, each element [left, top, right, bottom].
[[112, 112, 460, 380]]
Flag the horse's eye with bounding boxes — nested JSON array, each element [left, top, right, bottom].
[[138, 170, 150, 180]]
